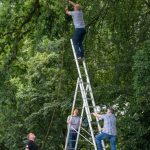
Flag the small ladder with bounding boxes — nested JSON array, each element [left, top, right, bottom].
[[64, 39, 105, 150]]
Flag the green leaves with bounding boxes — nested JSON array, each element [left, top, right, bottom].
[[133, 40, 150, 98], [0, 0, 150, 149]]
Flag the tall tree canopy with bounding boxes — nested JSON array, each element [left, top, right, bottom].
[[0, 0, 150, 149]]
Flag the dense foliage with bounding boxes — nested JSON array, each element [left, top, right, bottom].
[[0, 0, 150, 149]]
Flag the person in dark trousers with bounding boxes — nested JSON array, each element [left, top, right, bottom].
[[67, 109, 81, 150], [25, 133, 38, 150], [92, 107, 117, 150], [65, 0, 86, 60]]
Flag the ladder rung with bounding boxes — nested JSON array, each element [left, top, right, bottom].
[[78, 80, 90, 85], [79, 74, 87, 77], [85, 106, 97, 108], [91, 122, 99, 125], [92, 120, 99, 123], [86, 114, 92, 116], [93, 130, 100, 132], [86, 98, 93, 101], [76, 106, 97, 109]]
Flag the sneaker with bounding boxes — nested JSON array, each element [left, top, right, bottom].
[[78, 57, 84, 64]]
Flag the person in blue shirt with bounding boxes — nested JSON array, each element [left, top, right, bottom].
[[65, 0, 86, 60]]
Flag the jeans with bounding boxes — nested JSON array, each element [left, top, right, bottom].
[[68, 130, 77, 150], [95, 132, 117, 150], [72, 28, 86, 58]]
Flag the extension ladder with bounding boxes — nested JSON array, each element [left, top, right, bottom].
[[64, 39, 105, 150]]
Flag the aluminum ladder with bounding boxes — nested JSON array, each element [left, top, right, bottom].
[[64, 39, 105, 150]]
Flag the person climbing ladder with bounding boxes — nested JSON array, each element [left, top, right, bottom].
[[92, 107, 117, 150], [65, 0, 86, 60]]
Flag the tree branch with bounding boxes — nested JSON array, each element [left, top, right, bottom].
[[3, 30, 31, 69], [2, 0, 40, 69], [20, 0, 40, 28]]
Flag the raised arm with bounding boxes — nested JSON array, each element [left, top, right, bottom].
[[68, 0, 76, 7], [65, 7, 71, 15]]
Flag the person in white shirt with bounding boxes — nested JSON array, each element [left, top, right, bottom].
[[65, 0, 86, 60], [92, 107, 117, 150], [67, 109, 80, 149]]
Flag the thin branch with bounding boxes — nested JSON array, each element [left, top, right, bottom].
[[3, 29, 30, 69], [20, 0, 40, 28], [41, 109, 56, 150], [1, 0, 40, 38]]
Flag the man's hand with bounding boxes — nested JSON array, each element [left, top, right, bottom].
[[92, 112, 100, 118], [68, 0, 76, 7]]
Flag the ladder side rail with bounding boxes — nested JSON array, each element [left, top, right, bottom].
[[82, 61, 102, 131], [79, 78, 92, 122], [71, 78, 80, 115], [75, 104, 85, 150], [64, 78, 80, 150], [70, 39, 91, 121], [85, 83, 96, 134], [78, 83, 97, 150], [83, 61, 106, 150], [85, 82, 99, 150], [75, 83, 92, 149], [70, 39, 82, 81], [82, 61, 99, 115]]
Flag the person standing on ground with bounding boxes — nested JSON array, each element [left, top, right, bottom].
[[92, 107, 117, 150], [65, 0, 86, 60], [67, 109, 81, 150], [25, 133, 38, 150]]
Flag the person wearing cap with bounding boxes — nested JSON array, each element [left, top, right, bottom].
[[65, 0, 86, 60], [92, 107, 117, 150], [25, 133, 38, 150]]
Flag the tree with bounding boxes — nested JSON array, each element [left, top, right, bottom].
[[0, 0, 150, 149]]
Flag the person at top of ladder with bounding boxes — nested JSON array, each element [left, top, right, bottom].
[[65, 0, 86, 61], [92, 107, 117, 150], [67, 109, 81, 150]]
